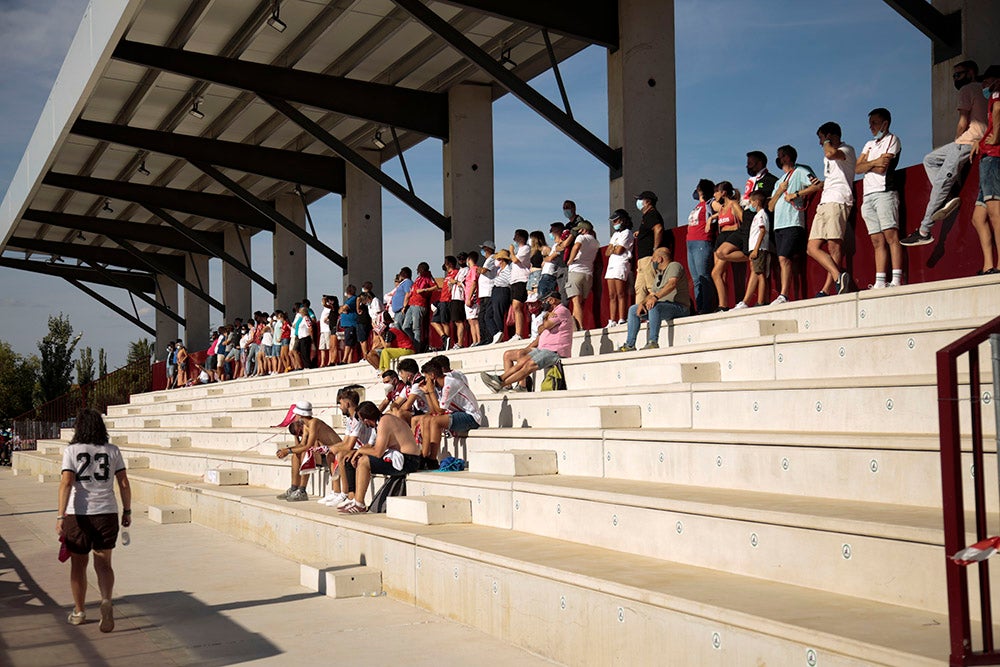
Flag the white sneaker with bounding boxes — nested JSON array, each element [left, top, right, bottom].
[[491, 331, 503, 344], [322, 492, 348, 507], [318, 491, 342, 505], [733, 301, 748, 309], [510, 334, 524, 342], [335, 497, 355, 509], [606, 320, 615, 329], [617, 320, 627, 326], [772, 295, 788, 305]]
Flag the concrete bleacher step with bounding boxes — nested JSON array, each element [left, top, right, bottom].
[[299, 562, 382, 598], [108, 466, 972, 665], [471, 450, 558, 476], [386, 496, 472, 525]]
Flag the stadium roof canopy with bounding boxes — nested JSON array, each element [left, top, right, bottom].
[[0, 0, 612, 327]]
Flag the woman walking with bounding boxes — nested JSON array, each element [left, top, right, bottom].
[[57, 408, 131, 632]]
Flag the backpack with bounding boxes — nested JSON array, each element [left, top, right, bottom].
[[370, 474, 407, 513], [541, 360, 567, 391]]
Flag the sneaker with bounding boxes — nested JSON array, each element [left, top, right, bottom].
[[422, 456, 439, 470], [276, 486, 296, 500], [733, 301, 749, 310], [322, 492, 348, 507], [335, 496, 355, 509], [900, 230, 933, 246], [511, 384, 529, 392], [480, 371, 504, 393], [99, 599, 114, 633], [642, 341, 659, 350], [287, 489, 308, 501], [524, 375, 534, 392], [68, 609, 86, 626], [931, 197, 961, 221], [606, 320, 616, 329], [618, 344, 636, 352], [510, 334, 524, 342], [836, 271, 850, 295], [339, 502, 368, 514], [491, 331, 503, 344], [442, 336, 450, 350], [617, 319, 627, 326], [317, 491, 338, 504], [814, 290, 829, 298], [772, 294, 788, 305]]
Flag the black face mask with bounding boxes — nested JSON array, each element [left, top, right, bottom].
[[954, 74, 971, 91], [746, 165, 757, 177], [774, 156, 784, 169]]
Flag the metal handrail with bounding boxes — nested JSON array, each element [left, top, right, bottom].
[[938, 313, 1000, 665]]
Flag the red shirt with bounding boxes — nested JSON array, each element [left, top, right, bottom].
[[389, 327, 414, 350], [686, 201, 714, 242], [408, 275, 436, 308], [982, 94, 1000, 158], [441, 269, 458, 303]]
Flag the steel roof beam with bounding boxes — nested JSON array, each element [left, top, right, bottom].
[[71, 119, 347, 195], [263, 96, 451, 234], [393, 0, 621, 173], [83, 260, 186, 327], [7, 236, 184, 275], [438, 0, 618, 48], [881, 0, 961, 62], [112, 39, 450, 140], [143, 205, 276, 295], [0, 256, 155, 294], [108, 237, 224, 314], [194, 161, 347, 270], [63, 278, 156, 337], [22, 209, 222, 255], [42, 173, 275, 231]]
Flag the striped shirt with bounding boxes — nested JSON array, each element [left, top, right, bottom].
[[493, 264, 512, 288]]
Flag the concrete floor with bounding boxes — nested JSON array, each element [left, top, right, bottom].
[[0, 468, 558, 666]]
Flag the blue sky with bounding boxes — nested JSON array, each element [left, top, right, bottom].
[[0, 0, 932, 366]]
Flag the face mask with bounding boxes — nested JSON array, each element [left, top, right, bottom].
[[748, 204, 758, 213], [613, 223, 622, 231], [549, 233, 556, 240], [563, 209, 573, 220], [480, 249, 487, 257], [954, 75, 970, 91], [635, 199, 644, 211], [985, 87, 993, 100], [746, 165, 757, 177], [873, 129, 885, 140], [692, 189, 699, 201]]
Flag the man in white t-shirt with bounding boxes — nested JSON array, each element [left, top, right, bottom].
[[799, 121, 855, 297], [565, 220, 599, 329], [856, 107, 903, 288], [318, 296, 333, 367], [413, 359, 481, 469]]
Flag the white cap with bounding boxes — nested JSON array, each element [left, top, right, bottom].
[[292, 400, 312, 417]]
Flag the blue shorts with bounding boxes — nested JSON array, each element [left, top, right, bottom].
[[448, 411, 480, 433], [528, 348, 561, 370], [980, 155, 1000, 203], [166, 364, 177, 377]]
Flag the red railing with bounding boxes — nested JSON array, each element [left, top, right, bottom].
[[938, 314, 1000, 665]]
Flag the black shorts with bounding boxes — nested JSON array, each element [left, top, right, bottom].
[[433, 304, 450, 324], [510, 281, 528, 303], [449, 299, 466, 322], [715, 229, 747, 253], [64, 513, 119, 553], [775, 227, 806, 258], [356, 319, 371, 343], [205, 355, 217, 370], [342, 326, 358, 347]]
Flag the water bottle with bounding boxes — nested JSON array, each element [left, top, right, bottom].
[[121, 530, 131, 546]]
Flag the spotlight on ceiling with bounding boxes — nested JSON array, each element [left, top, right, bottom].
[[267, 1, 287, 32], [372, 128, 387, 150], [499, 46, 516, 70], [189, 96, 205, 120], [102, 199, 113, 213], [137, 160, 150, 176]]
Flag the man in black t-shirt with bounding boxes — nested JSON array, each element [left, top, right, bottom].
[[633, 190, 671, 302]]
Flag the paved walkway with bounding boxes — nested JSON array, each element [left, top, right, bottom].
[[0, 468, 557, 666]]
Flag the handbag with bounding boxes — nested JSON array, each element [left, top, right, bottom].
[[540, 360, 567, 391]]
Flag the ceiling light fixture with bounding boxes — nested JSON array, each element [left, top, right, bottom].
[[77, 232, 86, 241], [189, 96, 205, 120], [137, 159, 150, 176], [102, 199, 113, 213], [372, 128, 387, 150], [499, 46, 516, 70], [267, 1, 287, 32]]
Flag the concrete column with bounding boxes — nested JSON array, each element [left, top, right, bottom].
[[154, 275, 178, 361], [273, 193, 307, 312], [608, 0, 676, 226], [222, 226, 252, 321], [930, 0, 1000, 145], [183, 254, 211, 351], [342, 148, 383, 295], [443, 83, 494, 255]]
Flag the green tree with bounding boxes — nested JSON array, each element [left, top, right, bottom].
[[0, 342, 39, 426], [76, 346, 95, 386], [127, 338, 154, 366], [36, 313, 82, 404], [98, 348, 108, 377]]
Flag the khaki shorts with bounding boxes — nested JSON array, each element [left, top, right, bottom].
[[751, 249, 772, 276], [565, 271, 593, 300], [318, 331, 331, 350], [809, 203, 849, 241]]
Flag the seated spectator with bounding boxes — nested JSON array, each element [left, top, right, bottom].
[[320, 388, 376, 507], [389, 357, 426, 423], [619, 246, 690, 351], [710, 181, 749, 311], [973, 65, 1000, 275], [481, 290, 572, 392], [491, 295, 546, 392], [186, 363, 211, 386], [566, 220, 599, 330], [364, 324, 415, 373], [604, 209, 634, 327], [338, 402, 422, 514], [855, 107, 903, 288], [377, 370, 406, 413], [734, 191, 774, 308], [413, 360, 481, 469], [275, 401, 343, 502]]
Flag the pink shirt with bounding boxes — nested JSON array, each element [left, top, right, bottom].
[[538, 304, 573, 358]]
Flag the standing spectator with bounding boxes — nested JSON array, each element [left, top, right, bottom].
[[489, 250, 514, 343], [538, 226, 562, 300], [742, 150, 779, 207], [392, 267, 413, 328], [318, 296, 334, 367], [903, 60, 989, 246], [403, 262, 435, 351], [509, 229, 531, 340], [856, 107, 904, 288], [734, 191, 774, 308], [604, 209, 634, 327], [339, 285, 359, 365], [431, 257, 456, 350], [449, 252, 469, 348], [295, 306, 313, 369], [526, 231, 547, 297], [800, 122, 855, 296], [549, 221, 573, 303], [356, 292, 374, 360], [175, 341, 188, 386], [464, 251, 481, 346], [973, 65, 1000, 275], [768, 145, 818, 304], [566, 220, 600, 330], [165, 341, 177, 389], [633, 190, 668, 303], [57, 408, 131, 632], [687, 179, 717, 314], [476, 241, 497, 346], [619, 246, 690, 351], [710, 181, 749, 311]]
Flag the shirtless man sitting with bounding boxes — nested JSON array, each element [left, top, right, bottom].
[[338, 401, 422, 514], [275, 400, 342, 501]]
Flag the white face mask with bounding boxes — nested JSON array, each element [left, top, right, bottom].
[[635, 199, 644, 211]]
